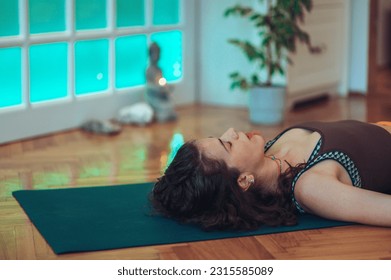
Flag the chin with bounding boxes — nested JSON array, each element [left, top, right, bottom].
[[254, 134, 265, 147]]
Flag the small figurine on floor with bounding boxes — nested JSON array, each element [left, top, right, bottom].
[[81, 102, 154, 135], [145, 42, 177, 122], [81, 119, 122, 135], [116, 102, 154, 126]]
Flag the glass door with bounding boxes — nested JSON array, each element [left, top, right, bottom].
[[0, 0, 195, 144]]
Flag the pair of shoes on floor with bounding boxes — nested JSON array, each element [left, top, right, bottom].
[[81, 120, 122, 135]]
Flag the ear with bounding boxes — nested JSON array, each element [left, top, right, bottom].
[[237, 172, 254, 191]]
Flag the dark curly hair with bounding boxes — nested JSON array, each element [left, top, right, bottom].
[[150, 141, 300, 231]]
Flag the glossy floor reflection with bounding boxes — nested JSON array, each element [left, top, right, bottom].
[[0, 96, 367, 199]]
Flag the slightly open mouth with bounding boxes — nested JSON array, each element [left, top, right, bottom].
[[245, 132, 254, 139], [245, 131, 261, 140]]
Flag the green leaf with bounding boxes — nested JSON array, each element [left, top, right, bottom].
[[262, 35, 272, 47], [228, 39, 259, 62], [228, 38, 240, 45], [251, 74, 260, 85], [224, 5, 254, 18], [230, 81, 240, 90], [250, 14, 261, 21], [223, 8, 234, 17], [275, 63, 285, 76], [240, 7, 253, 16], [229, 72, 240, 78]]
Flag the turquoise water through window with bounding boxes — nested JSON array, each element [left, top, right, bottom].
[[153, 0, 180, 25], [75, 39, 109, 95], [151, 31, 183, 81], [29, 0, 66, 34], [0, 0, 183, 108], [115, 35, 147, 88], [117, 0, 145, 27], [0, 0, 19, 37], [30, 43, 68, 103], [0, 48, 22, 108], [75, 0, 107, 30]]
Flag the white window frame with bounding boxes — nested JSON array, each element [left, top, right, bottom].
[[0, 0, 196, 144]]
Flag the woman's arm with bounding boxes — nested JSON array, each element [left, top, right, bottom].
[[294, 170, 391, 227]]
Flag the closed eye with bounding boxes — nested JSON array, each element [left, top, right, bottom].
[[218, 138, 231, 152]]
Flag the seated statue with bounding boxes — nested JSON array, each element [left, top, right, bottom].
[[145, 42, 177, 122]]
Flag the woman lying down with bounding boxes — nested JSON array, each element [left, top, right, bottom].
[[151, 120, 391, 230]]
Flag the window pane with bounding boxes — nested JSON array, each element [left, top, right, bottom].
[[153, 0, 180, 25], [29, 0, 66, 34], [0, 48, 22, 108], [0, 0, 19, 37], [115, 35, 147, 88], [117, 0, 145, 28], [75, 0, 107, 30], [150, 31, 182, 82], [30, 43, 68, 103], [75, 39, 109, 95]]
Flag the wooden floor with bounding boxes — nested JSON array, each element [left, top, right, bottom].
[[1, 95, 391, 260]]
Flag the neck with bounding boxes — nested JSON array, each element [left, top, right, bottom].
[[256, 156, 282, 194], [266, 155, 282, 176]]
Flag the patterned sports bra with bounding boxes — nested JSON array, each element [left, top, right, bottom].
[[264, 126, 362, 214]]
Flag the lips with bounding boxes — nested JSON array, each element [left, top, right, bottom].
[[245, 130, 261, 139]]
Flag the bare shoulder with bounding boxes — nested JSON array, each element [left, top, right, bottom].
[[294, 160, 344, 197], [295, 159, 351, 196], [294, 161, 355, 215], [293, 168, 331, 213], [294, 165, 391, 226]]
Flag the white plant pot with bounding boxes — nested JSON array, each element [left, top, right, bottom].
[[248, 86, 285, 125]]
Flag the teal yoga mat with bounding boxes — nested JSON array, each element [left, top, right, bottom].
[[13, 182, 350, 254]]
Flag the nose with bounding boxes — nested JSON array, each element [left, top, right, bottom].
[[220, 128, 239, 141]]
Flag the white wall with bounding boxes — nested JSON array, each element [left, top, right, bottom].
[[198, 0, 256, 107], [348, 0, 369, 94]]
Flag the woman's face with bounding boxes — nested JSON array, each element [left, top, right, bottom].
[[196, 128, 266, 174]]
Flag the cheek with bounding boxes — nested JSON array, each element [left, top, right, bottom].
[[234, 151, 256, 170]]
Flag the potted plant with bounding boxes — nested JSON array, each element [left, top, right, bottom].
[[224, 0, 318, 124]]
